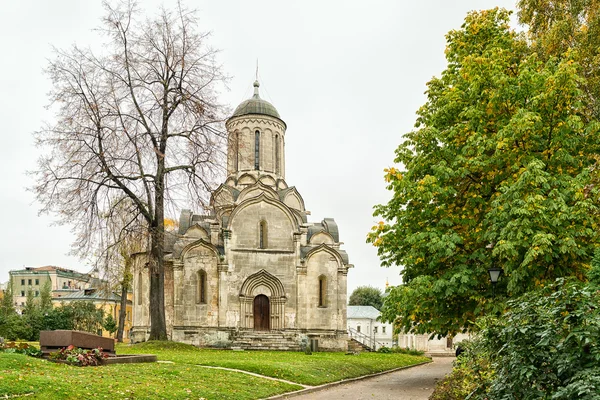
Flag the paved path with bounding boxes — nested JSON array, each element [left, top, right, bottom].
[[284, 357, 454, 400]]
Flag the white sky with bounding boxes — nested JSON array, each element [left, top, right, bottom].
[[0, 0, 517, 294]]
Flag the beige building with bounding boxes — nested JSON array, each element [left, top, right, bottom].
[[132, 81, 352, 351], [9, 266, 92, 311]]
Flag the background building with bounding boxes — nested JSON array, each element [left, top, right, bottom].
[[347, 305, 394, 350], [9, 266, 92, 310]]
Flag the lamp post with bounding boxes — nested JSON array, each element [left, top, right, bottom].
[[488, 266, 502, 296], [486, 242, 502, 296]]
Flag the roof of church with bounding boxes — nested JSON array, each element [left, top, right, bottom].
[[230, 81, 283, 122], [347, 305, 381, 320]]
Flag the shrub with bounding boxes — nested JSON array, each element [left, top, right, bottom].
[[480, 279, 600, 399], [429, 339, 494, 400], [0, 341, 43, 358], [432, 278, 600, 399], [49, 345, 108, 366], [391, 346, 424, 356]]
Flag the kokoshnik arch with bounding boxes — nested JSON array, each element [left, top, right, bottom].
[[131, 81, 353, 350]]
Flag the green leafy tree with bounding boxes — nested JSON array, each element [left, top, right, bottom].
[[21, 288, 44, 340], [69, 302, 104, 334], [39, 279, 53, 314], [589, 248, 600, 286], [518, 0, 600, 119], [103, 314, 118, 337], [369, 8, 600, 336], [348, 286, 384, 310], [22, 287, 36, 316], [0, 278, 15, 318]]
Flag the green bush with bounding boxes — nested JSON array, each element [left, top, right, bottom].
[[391, 346, 424, 356], [432, 278, 600, 399], [429, 339, 494, 400], [480, 279, 600, 399], [0, 342, 43, 358]]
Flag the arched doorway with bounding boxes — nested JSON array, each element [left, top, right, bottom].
[[240, 269, 286, 330], [253, 294, 270, 331]]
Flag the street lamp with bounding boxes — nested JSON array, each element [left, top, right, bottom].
[[487, 267, 502, 285], [486, 242, 502, 296]]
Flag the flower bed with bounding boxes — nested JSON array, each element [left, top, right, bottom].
[[48, 345, 108, 366]]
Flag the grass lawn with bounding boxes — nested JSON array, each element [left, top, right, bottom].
[[120, 341, 431, 386], [0, 352, 299, 399], [0, 341, 429, 399]]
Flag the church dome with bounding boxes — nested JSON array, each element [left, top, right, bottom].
[[231, 81, 282, 120]]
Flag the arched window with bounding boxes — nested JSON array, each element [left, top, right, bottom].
[[318, 275, 327, 307], [196, 270, 207, 304], [137, 272, 143, 305], [259, 220, 268, 249], [254, 130, 260, 170], [275, 134, 280, 174]]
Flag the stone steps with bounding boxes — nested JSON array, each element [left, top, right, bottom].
[[348, 338, 374, 352], [231, 331, 302, 351]]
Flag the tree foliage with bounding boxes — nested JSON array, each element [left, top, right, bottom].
[[518, 0, 600, 119], [39, 280, 53, 313], [0, 278, 15, 318], [348, 286, 384, 310], [33, 0, 228, 340], [369, 8, 600, 336], [103, 314, 118, 336]]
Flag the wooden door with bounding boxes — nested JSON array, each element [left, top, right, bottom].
[[253, 295, 270, 331]]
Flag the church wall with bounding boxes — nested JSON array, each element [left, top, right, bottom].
[[303, 251, 343, 331], [229, 201, 295, 251], [226, 251, 298, 328], [173, 244, 219, 328]]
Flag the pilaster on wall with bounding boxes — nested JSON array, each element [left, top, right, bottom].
[[172, 261, 184, 324], [337, 270, 348, 331], [218, 263, 229, 327], [240, 296, 254, 329], [296, 267, 306, 330]]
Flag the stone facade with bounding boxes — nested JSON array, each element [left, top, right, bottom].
[[131, 81, 352, 351]]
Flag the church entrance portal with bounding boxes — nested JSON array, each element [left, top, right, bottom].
[[253, 295, 270, 331]]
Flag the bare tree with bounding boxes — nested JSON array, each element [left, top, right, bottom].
[[32, 0, 228, 340]]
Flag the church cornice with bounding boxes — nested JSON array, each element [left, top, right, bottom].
[[230, 248, 295, 254], [226, 116, 286, 132]]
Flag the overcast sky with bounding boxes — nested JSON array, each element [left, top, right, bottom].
[[0, 0, 517, 294]]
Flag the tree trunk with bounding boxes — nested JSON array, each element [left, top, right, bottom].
[[116, 283, 128, 342], [117, 258, 132, 342], [148, 165, 167, 341]]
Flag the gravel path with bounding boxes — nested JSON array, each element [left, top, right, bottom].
[[281, 357, 454, 400]]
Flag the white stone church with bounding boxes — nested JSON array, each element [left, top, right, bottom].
[[131, 81, 352, 351]]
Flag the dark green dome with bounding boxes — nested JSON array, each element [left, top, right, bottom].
[[231, 81, 282, 120]]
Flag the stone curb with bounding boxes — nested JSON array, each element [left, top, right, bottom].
[[263, 358, 434, 399]]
